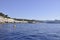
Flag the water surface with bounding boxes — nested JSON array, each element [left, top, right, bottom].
[[0, 23, 60, 40]]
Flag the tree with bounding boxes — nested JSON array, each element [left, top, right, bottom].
[[0, 12, 10, 18], [0, 12, 5, 16]]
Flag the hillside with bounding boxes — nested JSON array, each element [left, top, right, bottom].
[[0, 12, 44, 24]]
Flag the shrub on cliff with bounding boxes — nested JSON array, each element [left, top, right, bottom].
[[0, 12, 10, 18]]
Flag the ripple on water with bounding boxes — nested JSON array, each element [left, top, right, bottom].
[[0, 23, 60, 40], [0, 32, 60, 40]]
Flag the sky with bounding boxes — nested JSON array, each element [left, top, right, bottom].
[[0, 0, 60, 20]]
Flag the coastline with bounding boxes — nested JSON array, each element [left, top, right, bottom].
[[0, 16, 28, 24]]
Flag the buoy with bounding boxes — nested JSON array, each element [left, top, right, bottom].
[[13, 25, 16, 28]]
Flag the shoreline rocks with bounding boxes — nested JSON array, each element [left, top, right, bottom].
[[0, 16, 28, 24]]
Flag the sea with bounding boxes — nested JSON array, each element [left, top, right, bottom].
[[0, 23, 60, 40]]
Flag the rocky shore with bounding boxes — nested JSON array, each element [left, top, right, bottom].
[[0, 16, 28, 24], [0, 12, 42, 24]]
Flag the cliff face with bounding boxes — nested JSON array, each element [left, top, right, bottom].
[[0, 16, 5, 23], [0, 12, 15, 23], [0, 16, 15, 23], [0, 16, 28, 23], [0, 12, 40, 23]]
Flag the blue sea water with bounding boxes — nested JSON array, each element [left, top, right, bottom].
[[0, 23, 60, 40]]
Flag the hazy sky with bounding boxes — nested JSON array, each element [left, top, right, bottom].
[[0, 0, 60, 20]]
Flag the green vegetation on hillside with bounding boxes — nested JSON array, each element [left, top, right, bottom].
[[0, 12, 10, 18], [0, 12, 43, 23]]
